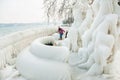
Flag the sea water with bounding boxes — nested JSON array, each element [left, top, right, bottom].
[[0, 23, 55, 37]]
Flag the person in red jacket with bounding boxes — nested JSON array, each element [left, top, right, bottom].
[[58, 27, 65, 40]]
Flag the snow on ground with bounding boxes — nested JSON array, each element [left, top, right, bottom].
[[1, 51, 120, 80]]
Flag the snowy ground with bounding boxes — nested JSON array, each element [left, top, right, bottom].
[[0, 29, 120, 80], [1, 51, 120, 80]]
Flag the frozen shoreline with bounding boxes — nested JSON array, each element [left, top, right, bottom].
[[0, 23, 60, 37]]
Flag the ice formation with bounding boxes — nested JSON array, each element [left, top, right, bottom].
[[0, 0, 120, 80], [0, 27, 57, 80], [30, 36, 69, 62], [16, 47, 71, 80]]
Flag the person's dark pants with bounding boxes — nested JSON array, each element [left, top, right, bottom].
[[60, 33, 63, 39]]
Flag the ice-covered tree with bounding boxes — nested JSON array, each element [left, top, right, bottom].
[[43, 0, 89, 23], [43, 0, 120, 76]]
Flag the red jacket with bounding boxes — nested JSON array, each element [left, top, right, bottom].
[[58, 28, 65, 34]]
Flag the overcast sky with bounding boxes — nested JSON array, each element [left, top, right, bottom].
[[0, 0, 46, 23]]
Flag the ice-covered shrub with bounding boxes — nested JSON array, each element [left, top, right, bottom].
[[67, 27, 79, 52]]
